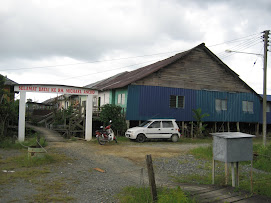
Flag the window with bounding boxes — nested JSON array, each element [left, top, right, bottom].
[[170, 95, 185, 108], [162, 121, 174, 128], [148, 121, 161, 128], [267, 103, 271, 113], [82, 101, 86, 108], [215, 99, 227, 111], [117, 94, 125, 105], [93, 97, 97, 107], [242, 101, 253, 113]]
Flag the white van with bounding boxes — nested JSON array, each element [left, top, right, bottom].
[[125, 119, 181, 143]]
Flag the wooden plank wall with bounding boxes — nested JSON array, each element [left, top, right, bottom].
[[133, 48, 252, 93]]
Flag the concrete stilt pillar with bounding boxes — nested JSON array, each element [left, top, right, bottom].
[[18, 92, 26, 142], [85, 95, 93, 141]]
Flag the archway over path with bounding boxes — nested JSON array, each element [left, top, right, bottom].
[[14, 84, 98, 142]]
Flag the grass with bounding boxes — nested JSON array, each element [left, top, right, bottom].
[[88, 135, 213, 146], [0, 152, 68, 184], [180, 137, 212, 144], [175, 143, 271, 198], [0, 127, 46, 149], [253, 144, 271, 172], [0, 150, 73, 201], [117, 186, 195, 203], [189, 145, 213, 160], [0, 168, 51, 185], [33, 178, 74, 202]]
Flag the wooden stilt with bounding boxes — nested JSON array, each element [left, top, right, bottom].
[[227, 122, 230, 132], [237, 122, 240, 132], [256, 123, 259, 137], [251, 160, 253, 193], [225, 162, 228, 185], [182, 121, 185, 137], [236, 162, 239, 187], [191, 121, 193, 138], [212, 158, 215, 185], [231, 162, 235, 187]]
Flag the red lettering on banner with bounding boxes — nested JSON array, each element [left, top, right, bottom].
[[19, 86, 38, 91], [65, 89, 82, 94], [83, 90, 95, 94], [38, 87, 50, 92], [17, 86, 95, 95], [58, 88, 64, 93]]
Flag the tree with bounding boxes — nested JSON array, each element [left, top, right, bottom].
[[192, 108, 209, 138], [99, 104, 127, 135], [0, 75, 19, 140]]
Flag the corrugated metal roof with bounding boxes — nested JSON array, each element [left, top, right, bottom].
[[84, 71, 128, 89], [89, 46, 192, 91], [88, 43, 259, 96], [260, 94, 271, 102], [2, 75, 18, 85]]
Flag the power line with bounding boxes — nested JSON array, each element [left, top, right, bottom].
[[45, 59, 159, 83], [216, 36, 262, 58], [208, 32, 262, 47], [220, 42, 263, 60], [0, 50, 185, 71], [0, 32, 265, 72]]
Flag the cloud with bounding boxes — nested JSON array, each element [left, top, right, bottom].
[[0, 0, 205, 62], [0, 0, 271, 101]]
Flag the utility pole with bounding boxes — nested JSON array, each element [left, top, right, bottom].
[[263, 30, 269, 147]]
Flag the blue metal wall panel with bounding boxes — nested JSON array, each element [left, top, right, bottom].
[[267, 112, 271, 124], [259, 103, 271, 124], [196, 90, 261, 123], [126, 85, 140, 120], [126, 85, 196, 121], [127, 85, 261, 123]]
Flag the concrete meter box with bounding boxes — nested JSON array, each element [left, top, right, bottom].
[[211, 132, 255, 163]]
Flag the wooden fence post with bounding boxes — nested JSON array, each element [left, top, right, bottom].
[[146, 154, 158, 202]]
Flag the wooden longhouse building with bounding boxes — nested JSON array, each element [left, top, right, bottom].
[[86, 43, 266, 135]]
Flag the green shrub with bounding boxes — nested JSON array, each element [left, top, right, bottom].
[[117, 186, 195, 203], [253, 144, 271, 172], [189, 145, 213, 160]]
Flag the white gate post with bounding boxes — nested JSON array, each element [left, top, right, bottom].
[[85, 95, 93, 141], [18, 92, 26, 142]]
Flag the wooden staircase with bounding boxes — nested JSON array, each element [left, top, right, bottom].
[[52, 104, 86, 139]]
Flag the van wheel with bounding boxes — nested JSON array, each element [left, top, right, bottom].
[[171, 134, 179, 142], [136, 134, 146, 143]]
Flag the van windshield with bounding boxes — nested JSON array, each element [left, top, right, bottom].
[[138, 120, 152, 127]]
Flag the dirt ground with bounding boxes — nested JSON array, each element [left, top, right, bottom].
[[1, 126, 270, 202], [0, 126, 210, 202], [91, 142, 207, 165]]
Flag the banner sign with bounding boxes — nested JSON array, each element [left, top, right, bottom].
[[14, 84, 98, 96]]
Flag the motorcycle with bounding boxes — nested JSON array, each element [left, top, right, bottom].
[[95, 121, 117, 145]]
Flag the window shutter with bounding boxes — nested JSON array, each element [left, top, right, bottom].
[[222, 100, 227, 111], [121, 94, 125, 105], [242, 101, 247, 112], [215, 99, 221, 111], [118, 94, 121, 104], [170, 95, 177, 108], [248, 101, 253, 113], [177, 96, 184, 108]]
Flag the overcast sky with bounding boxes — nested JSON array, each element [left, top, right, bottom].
[[1, 0, 271, 102]]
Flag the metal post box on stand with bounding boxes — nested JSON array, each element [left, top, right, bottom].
[[211, 132, 255, 188]]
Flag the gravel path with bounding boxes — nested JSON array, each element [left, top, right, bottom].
[[1, 126, 181, 202], [3, 126, 266, 202]]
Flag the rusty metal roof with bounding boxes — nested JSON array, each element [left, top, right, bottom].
[[87, 43, 258, 96], [89, 46, 193, 91], [2, 75, 18, 86]]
